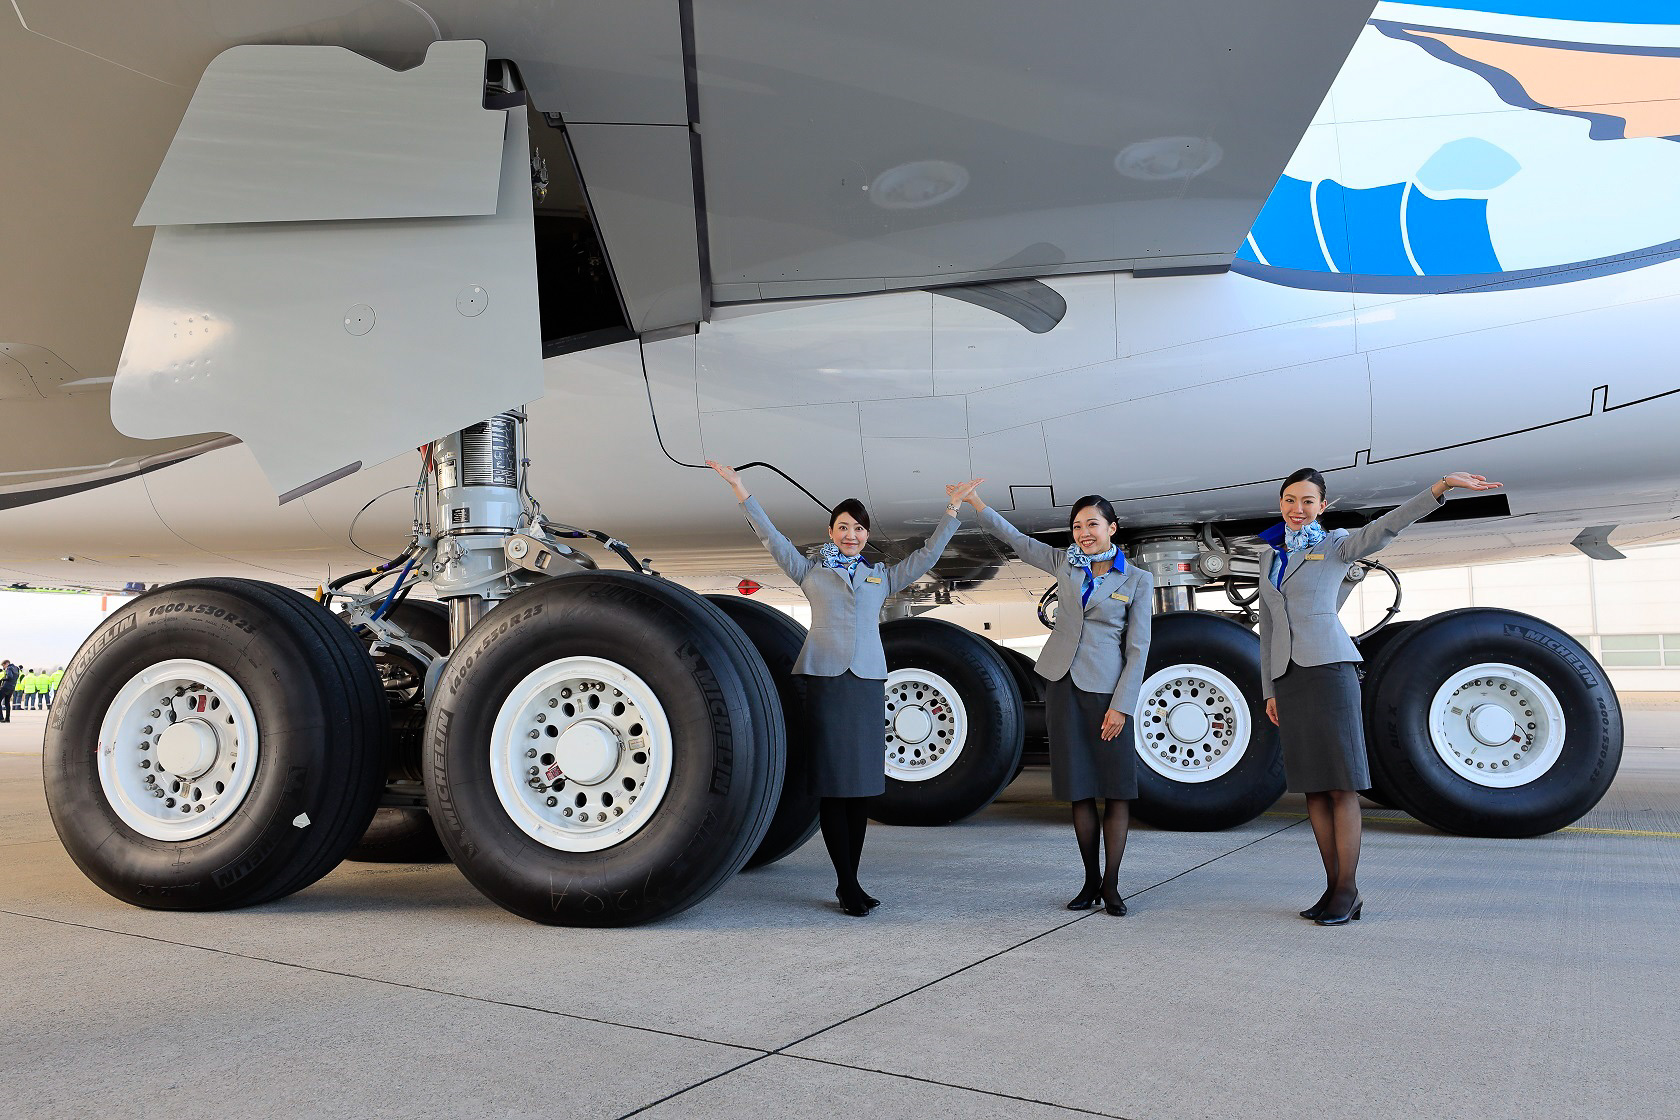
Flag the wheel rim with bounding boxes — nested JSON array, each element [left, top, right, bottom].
[[96, 659, 260, 841], [1427, 663, 1567, 788], [883, 668, 968, 782], [1135, 664, 1251, 783], [489, 657, 673, 852]]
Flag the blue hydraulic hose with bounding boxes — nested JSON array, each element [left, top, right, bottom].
[[370, 552, 417, 622]]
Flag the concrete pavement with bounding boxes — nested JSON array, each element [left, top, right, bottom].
[[2, 703, 1677, 1119]]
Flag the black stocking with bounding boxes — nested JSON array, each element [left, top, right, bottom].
[[1071, 798, 1101, 893], [1101, 798, 1130, 906], [820, 797, 870, 907]]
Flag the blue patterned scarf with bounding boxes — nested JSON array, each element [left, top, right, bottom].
[[1257, 521, 1326, 587], [819, 541, 865, 576], [1066, 543, 1121, 607]]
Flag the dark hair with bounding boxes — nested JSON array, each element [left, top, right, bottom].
[[829, 498, 871, 531], [1280, 467, 1327, 501], [1068, 494, 1120, 534]]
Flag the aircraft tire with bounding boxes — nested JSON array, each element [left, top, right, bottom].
[[1353, 621, 1417, 810], [344, 807, 450, 863], [869, 618, 1023, 826], [1132, 611, 1285, 831], [1361, 608, 1622, 837], [705, 594, 823, 869], [44, 578, 388, 910], [424, 572, 784, 926]]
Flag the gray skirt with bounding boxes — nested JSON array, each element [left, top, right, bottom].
[[1044, 675, 1138, 802], [799, 671, 887, 798], [1273, 660, 1369, 793]]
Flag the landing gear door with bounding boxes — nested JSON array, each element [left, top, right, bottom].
[[111, 40, 542, 503]]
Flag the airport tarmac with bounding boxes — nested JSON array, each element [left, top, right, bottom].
[[2, 701, 1677, 1120]]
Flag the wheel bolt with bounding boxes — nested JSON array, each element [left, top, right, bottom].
[[528, 729, 539, 739], [547, 698, 558, 708], [546, 796, 558, 807], [536, 713, 546, 724], [150, 709, 161, 718], [140, 759, 151, 769], [526, 748, 538, 759], [144, 775, 156, 785], [142, 725, 153, 735]]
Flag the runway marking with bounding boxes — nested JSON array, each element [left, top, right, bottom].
[[1261, 811, 1680, 839]]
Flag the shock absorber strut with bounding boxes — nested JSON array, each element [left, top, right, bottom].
[[1129, 527, 1207, 613], [431, 411, 525, 646]]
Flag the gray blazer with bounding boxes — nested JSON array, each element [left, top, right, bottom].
[[979, 507, 1154, 714], [1256, 487, 1444, 698], [741, 495, 962, 679]]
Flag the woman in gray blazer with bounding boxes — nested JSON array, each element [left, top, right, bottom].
[[1257, 467, 1502, 926], [957, 487, 1153, 916], [709, 461, 980, 917]]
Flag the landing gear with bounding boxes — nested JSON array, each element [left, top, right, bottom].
[[870, 617, 1023, 826], [425, 573, 784, 925], [1360, 609, 1621, 837], [1130, 612, 1283, 830], [44, 578, 387, 909]]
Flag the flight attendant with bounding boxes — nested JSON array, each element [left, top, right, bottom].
[[709, 461, 981, 917], [1258, 468, 1503, 926], [958, 486, 1153, 916]]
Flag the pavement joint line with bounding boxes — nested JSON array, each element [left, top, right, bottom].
[[1259, 810, 1680, 839], [780, 1053, 1141, 1119], [613, 826, 1301, 1119], [0, 907, 771, 1057]]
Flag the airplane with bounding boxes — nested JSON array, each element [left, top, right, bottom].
[[2, 0, 1672, 926]]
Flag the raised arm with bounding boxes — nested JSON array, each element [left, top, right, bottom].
[[710, 460, 814, 583], [884, 479, 979, 594], [1111, 570, 1154, 714], [1335, 473, 1502, 563], [957, 485, 1063, 574]]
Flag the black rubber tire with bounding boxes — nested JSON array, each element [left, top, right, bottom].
[[1353, 621, 1416, 809], [869, 618, 1023, 826], [1361, 608, 1622, 837], [1131, 611, 1285, 831], [343, 807, 451, 863], [424, 572, 785, 926], [706, 594, 823, 869], [994, 642, 1046, 778], [44, 578, 387, 910]]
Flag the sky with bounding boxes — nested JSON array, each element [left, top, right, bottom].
[[0, 590, 129, 669]]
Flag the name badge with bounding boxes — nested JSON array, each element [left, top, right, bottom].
[[1110, 592, 1128, 602], [864, 576, 882, 584], [1305, 554, 1325, 561]]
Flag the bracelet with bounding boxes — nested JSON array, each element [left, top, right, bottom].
[[946, 504, 961, 515]]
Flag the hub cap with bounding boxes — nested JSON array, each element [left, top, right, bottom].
[[489, 657, 672, 852], [97, 659, 260, 841], [1136, 664, 1251, 783], [883, 669, 968, 782], [1428, 664, 1566, 788]]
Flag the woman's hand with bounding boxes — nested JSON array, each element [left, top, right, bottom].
[[946, 478, 987, 512], [706, 460, 750, 503], [1100, 709, 1126, 741], [1432, 472, 1502, 499], [1265, 697, 1278, 726]]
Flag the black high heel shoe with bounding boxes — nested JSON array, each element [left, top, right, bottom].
[[1315, 892, 1363, 926], [863, 891, 881, 910], [1300, 889, 1333, 921], [1102, 888, 1127, 917], [1066, 882, 1102, 911], [835, 888, 871, 917]]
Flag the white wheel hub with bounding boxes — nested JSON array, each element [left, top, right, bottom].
[[97, 659, 260, 841], [1136, 664, 1251, 784], [554, 721, 619, 785], [884, 668, 968, 782], [490, 657, 673, 852], [1429, 664, 1566, 788], [155, 720, 218, 779]]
